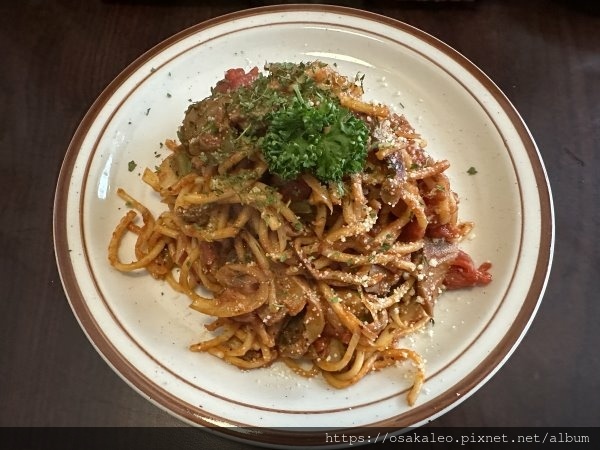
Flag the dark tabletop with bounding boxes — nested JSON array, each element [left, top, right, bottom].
[[1, 0, 599, 448]]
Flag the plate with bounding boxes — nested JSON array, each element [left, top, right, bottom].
[[53, 4, 554, 446]]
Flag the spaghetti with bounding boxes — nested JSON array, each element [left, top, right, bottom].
[[108, 61, 492, 406]]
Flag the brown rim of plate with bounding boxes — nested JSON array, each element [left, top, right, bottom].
[[53, 4, 554, 446]]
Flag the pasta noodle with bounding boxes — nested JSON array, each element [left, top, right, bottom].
[[108, 61, 492, 406]]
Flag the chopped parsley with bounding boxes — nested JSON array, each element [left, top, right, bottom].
[[379, 243, 392, 252], [127, 160, 137, 172], [467, 166, 478, 175]]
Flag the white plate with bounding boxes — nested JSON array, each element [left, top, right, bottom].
[[53, 5, 554, 446]]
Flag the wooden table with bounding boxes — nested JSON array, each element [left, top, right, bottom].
[[2, 0, 598, 447]]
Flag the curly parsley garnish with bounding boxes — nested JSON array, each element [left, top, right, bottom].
[[261, 88, 369, 183]]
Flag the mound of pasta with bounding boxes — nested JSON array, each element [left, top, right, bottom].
[[109, 61, 492, 406]]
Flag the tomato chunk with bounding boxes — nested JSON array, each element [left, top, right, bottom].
[[213, 67, 259, 93], [444, 250, 492, 289]]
